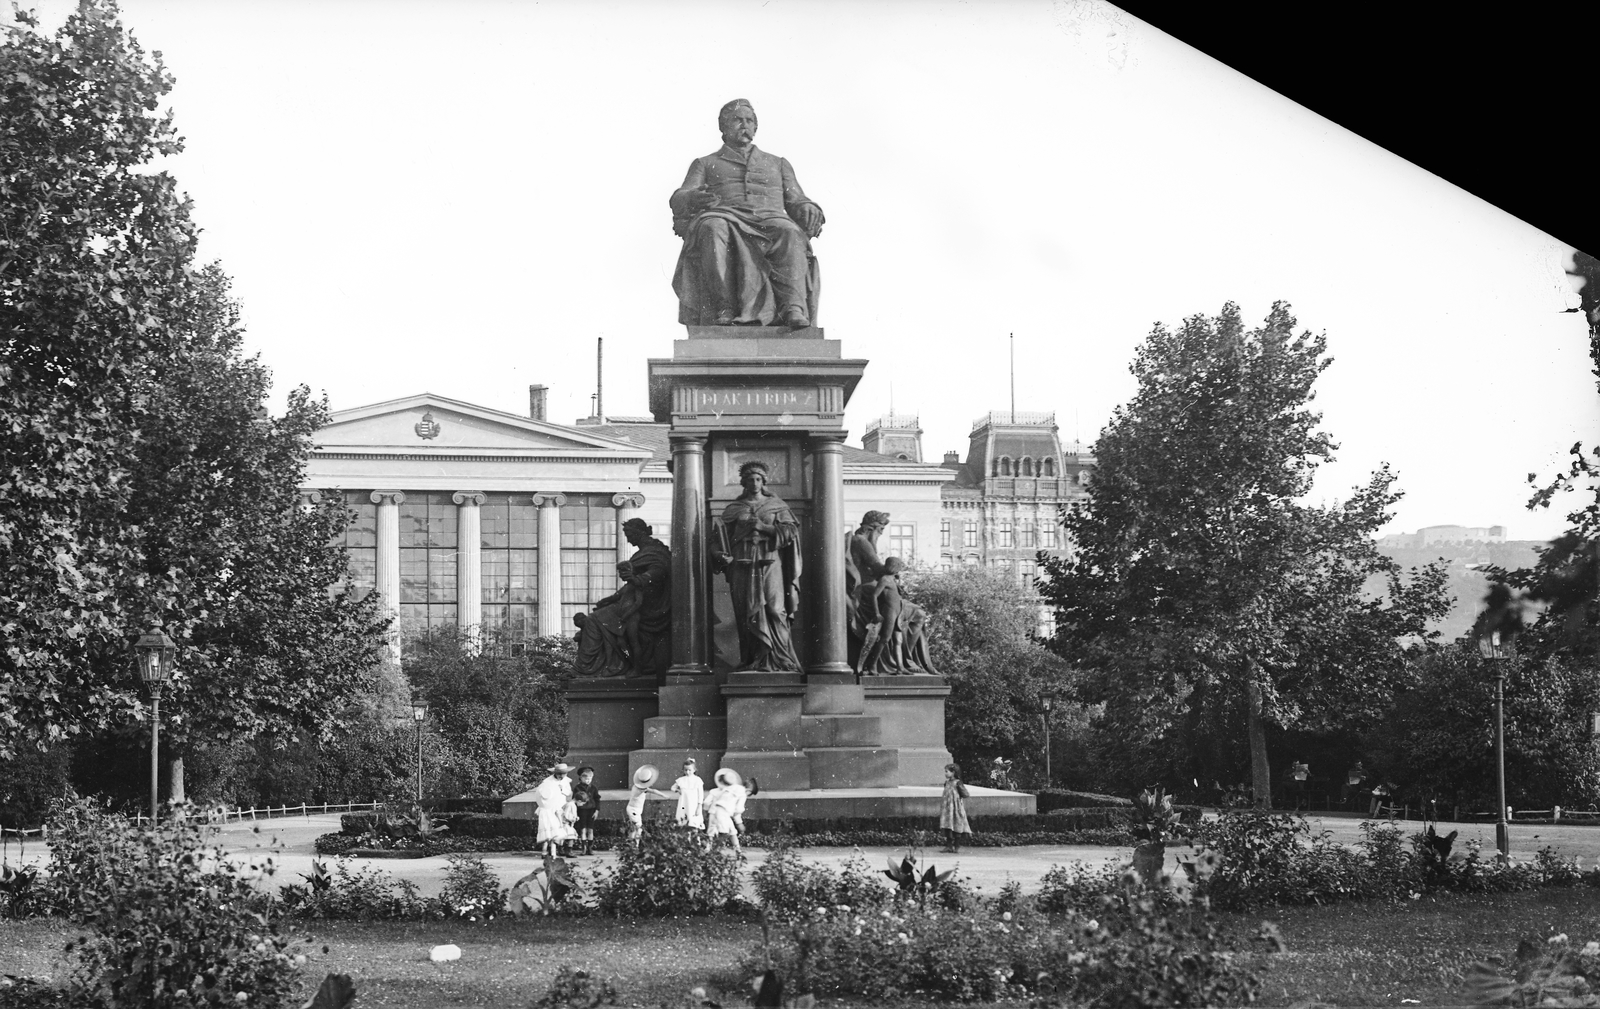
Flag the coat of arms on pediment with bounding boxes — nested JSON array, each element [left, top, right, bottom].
[[414, 411, 442, 440]]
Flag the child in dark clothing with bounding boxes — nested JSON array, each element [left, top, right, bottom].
[[570, 766, 601, 856]]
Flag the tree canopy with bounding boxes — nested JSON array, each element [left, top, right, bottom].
[[1038, 302, 1450, 801], [0, 2, 387, 760], [906, 566, 1076, 784]]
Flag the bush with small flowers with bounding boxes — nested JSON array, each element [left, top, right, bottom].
[[45, 797, 308, 1008], [591, 824, 744, 917], [752, 856, 1267, 1006], [1465, 933, 1600, 1007]]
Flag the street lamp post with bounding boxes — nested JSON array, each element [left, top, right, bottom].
[[1479, 630, 1511, 856], [133, 626, 177, 825], [411, 702, 428, 803], [1040, 692, 1056, 787]]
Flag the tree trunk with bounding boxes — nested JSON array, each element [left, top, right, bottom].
[[167, 755, 186, 804], [1246, 679, 1271, 808]]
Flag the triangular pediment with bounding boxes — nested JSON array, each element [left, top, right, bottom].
[[316, 393, 650, 457]]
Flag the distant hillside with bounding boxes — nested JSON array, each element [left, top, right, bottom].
[[1371, 540, 1544, 642]]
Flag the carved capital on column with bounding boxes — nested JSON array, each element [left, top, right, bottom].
[[668, 434, 706, 453], [370, 490, 406, 507], [611, 492, 646, 510], [452, 491, 487, 507], [297, 490, 323, 508], [807, 431, 849, 453], [531, 492, 568, 508]]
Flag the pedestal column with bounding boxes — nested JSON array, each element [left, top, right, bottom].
[[371, 490, 405, 651], [532, 492, 566, 637], [806, 433, 851, 679], [613, 492, 645, 566], [668, 436, 709, 675], [453, 491, 485, 639]]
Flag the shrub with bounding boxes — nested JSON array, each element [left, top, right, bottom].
[[533, 965, 620, 1008], [1034, 788, 1133, 812], [751, 840, 892, 922], [437, 853, 506, 919], [592, 825, 743, 917], [46, 798, 306, 1007], [279, 858, 428, 920], [0, 863, 47, 919]]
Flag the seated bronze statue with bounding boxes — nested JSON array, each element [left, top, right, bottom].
[[670, 99, 824, 329]]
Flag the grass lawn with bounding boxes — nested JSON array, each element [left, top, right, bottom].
[[5, 888, 1598, 1006]]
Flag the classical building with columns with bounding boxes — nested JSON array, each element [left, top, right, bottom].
[[302, 391, 955, 651]]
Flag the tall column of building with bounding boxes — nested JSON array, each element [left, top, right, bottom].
[[667, 436, 708, 675], [612, 492, 645, 566], [533, 492, 566, 637], [453, 491, 485, 638], [371, 490, 405, 650], [806, 432, 851, 678]]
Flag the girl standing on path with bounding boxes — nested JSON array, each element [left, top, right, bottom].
[[939, 762, 971, 854], [670, 758, 706, 829], [534, 762, 578, 859]]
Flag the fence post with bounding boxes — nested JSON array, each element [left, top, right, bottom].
[[1555, 806, 1563, 822]]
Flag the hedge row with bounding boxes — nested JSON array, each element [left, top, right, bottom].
[[334, 804, 1195, 841], [1033, 788, 1135, 812], [311, 824, 1137, 856]]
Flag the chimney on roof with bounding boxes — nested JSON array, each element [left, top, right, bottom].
[[943, 450, 961, 465], [528, 384, 548, 422]]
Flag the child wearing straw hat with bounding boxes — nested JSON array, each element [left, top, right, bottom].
[[626, 765, 668, 842], [703, 767, 748, 852]]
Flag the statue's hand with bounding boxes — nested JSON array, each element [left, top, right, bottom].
[[684, 188, 716, 213], [793, 203, 823, 238]]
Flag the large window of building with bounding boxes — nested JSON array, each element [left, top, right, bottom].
[[886, 523, 916, 562], [560, 494, 619, 628], [964, 520, 977, 548], [341, 492, 376, 599], [1040, 522, 1058, 549], [997, 519, 1012, 549], [940, 518, 950, 549], [399, 491, 457, 635], [1018, 557, 1039, 586], [1017, 518, 1035, 548], [481, 493, 538, 638]]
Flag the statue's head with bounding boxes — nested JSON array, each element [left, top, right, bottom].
[[738, 459, 771, 495], [622, 517, 652, 545], [719, 99, 758, 147], [860, 510, 890, 532], [884, 556, 905, 575]]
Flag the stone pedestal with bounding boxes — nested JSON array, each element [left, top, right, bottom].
[[563, 677, 658, 789], [627, 675, 725, 783], [863, 674, 954, 785]]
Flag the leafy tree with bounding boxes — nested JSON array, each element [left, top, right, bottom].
[[1039, 302, 1450, 803], [404, 627, 575, 788], [0, 3, 388, 768], [904, 567, 1078, 784], [1366, 644, 1600, 813], [1482, 250, 1600, 661]]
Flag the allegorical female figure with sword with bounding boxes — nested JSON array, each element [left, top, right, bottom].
[[712, 460, 803, 671]]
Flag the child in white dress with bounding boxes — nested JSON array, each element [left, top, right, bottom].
[[669, 758, 705, 829], [533, 762, 577, 858], [704, 767, 748, 852]]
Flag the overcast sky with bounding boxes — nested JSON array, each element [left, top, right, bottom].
[[21, 0, 1596, 541]]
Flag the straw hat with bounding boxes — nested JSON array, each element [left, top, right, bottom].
[[633, 764, 659, 788], [550, 762, 573, 774], [714, 767, 742, 789]]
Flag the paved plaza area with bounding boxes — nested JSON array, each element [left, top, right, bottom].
[[9, 810, 1598, 900]]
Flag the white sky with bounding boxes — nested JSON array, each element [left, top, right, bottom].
[[21, 0, 1597, 541]]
